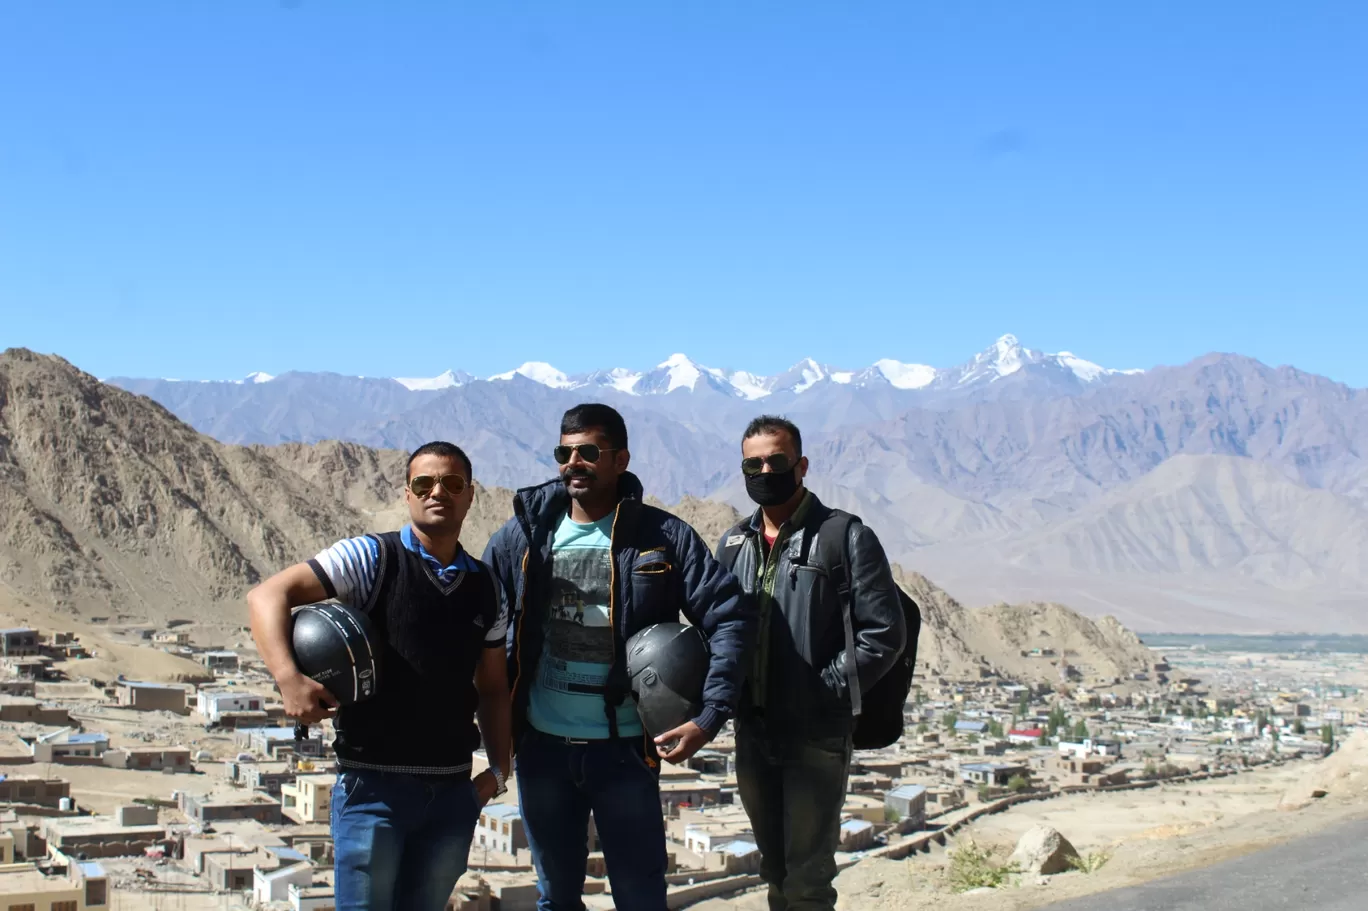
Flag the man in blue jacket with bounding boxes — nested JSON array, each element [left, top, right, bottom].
[[483, 403, 756, 911]]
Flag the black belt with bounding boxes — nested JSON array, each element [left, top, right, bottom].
[[531, 728, 615, 746]]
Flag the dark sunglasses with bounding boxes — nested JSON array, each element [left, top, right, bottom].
[[742, 453, 795, 476], [407, 474, 468, 498], [553, 444, 617, 465]]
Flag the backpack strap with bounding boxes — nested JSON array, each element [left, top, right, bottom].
[[808, 509, 862, 715], [811, 509, 857, 606]]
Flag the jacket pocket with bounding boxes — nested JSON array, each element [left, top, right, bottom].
[[790, 566, 840, 666], [789, 565, 849, 715], [630, 549, 681, 615]]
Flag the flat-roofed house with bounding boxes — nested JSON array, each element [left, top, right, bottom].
[[116, 680, 188, 714]]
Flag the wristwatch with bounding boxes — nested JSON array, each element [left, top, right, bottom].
[[490, 765, 508, 798]]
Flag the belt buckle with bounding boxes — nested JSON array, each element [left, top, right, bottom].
[[565, 737, 591, 746]]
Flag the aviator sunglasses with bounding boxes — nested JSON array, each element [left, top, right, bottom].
[[741, 453, 795, 476], [407, 473, 468, 497], [553, 444, 617, 465]]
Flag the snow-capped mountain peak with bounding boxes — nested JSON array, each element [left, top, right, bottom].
[[726, 370, 772, 400], [991, 333, 1024, 374], [1053, 351, 1106, 382], [394, 369, 469, 391], [871, 358, 937, 390], [490, 361, 573, 389], [600, 367, 644, 394], [656, 353, 705, 393], [381, 335, 1137, 399], [767, 358, 831, 395]]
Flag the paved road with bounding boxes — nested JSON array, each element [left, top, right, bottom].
[[1040, 816, 1368, 911]]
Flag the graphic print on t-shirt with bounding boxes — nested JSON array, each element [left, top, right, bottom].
[[544, 547, 613, 678], [527, 511, 643, 739]]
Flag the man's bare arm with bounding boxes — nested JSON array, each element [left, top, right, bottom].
[[247, 563, 339, 724], [473, 644, 513, 802]]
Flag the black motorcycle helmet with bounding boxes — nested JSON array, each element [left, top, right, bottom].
[[626, 622, 709, 738], [290, 602, 379, 706]]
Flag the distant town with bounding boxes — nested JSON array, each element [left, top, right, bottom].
[[0, 623, 1362, 911]]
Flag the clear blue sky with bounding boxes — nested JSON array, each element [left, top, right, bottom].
[[2, 2, 1365, 384]]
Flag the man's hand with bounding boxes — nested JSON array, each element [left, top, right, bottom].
[[654, 721, 710, 765], [473, 770, 499, 807], [279, 671, 339, 725]]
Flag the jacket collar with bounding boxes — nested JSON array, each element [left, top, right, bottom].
[[513, 470, 646, 536]]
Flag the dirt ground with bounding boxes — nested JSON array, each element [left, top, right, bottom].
[[692, 732, 1368, 911], [34, 761, 228, 816]]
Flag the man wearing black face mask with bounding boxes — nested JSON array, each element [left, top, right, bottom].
[[715, 416, 905, 911]]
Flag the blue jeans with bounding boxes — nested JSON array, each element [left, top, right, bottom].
[[331, 768, 482, 911], [515, 729, 668, 911], [735, 718, 853, 911]]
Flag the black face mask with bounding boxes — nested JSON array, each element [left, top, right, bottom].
[[745, 469, 800, 507]]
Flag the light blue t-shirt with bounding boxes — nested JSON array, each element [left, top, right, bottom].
[[527, 511, 643, 739]]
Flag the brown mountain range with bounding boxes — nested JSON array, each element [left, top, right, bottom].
[[0, 347, 1153, 686]]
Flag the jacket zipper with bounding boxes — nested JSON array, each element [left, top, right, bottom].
[[509, 547, 530, 707], [509, 494, 536, 713]]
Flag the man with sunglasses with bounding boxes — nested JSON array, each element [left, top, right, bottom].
[[716, 416, 905, 911], [482, 403, 755, 911], [248, 441, 512, 911]]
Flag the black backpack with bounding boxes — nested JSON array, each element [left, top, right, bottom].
[[719, 509, 921, 750]]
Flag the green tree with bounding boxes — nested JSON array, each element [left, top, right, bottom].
[[1017, 695, 1030, 717], [943, 712, 959, 731], [1046, 704, 1067, 737], [987, 719, 1005, 739], [1006, 774, 1030, 793], [1071, 719, 1089, 741], [1321, 724, 1335, 747], [1293, 719, 1306, 735], [916, 722, 929, 735]]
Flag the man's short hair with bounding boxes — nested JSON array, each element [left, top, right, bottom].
[[742, 415, 802, 456], [561, 403, 629, 451], [407, 441, 473, 481]]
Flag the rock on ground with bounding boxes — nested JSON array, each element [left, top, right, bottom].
[[1279, 730, 1368, 810], [1010, 824, 1080, 875]]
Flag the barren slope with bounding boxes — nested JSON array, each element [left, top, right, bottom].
[[0, 349, 372, 627], [998, 454, 1368, 584]]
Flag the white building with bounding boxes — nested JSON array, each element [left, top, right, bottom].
[[280, 775, 335, 825], [197, 691, 264, 722], [475, 804, 526, 855], [289, 883, 335, 910], [254, 863, 312, 905], [33, 730, 110, 761], [202, 651, 240, 673]]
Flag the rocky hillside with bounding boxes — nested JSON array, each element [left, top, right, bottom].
[[0, 349, 378, 626]]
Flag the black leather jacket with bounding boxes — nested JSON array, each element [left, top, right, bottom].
[[718, 491, 905, 735]]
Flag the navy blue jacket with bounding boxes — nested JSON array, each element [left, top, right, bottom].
[[482, 471, 756, 743]]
